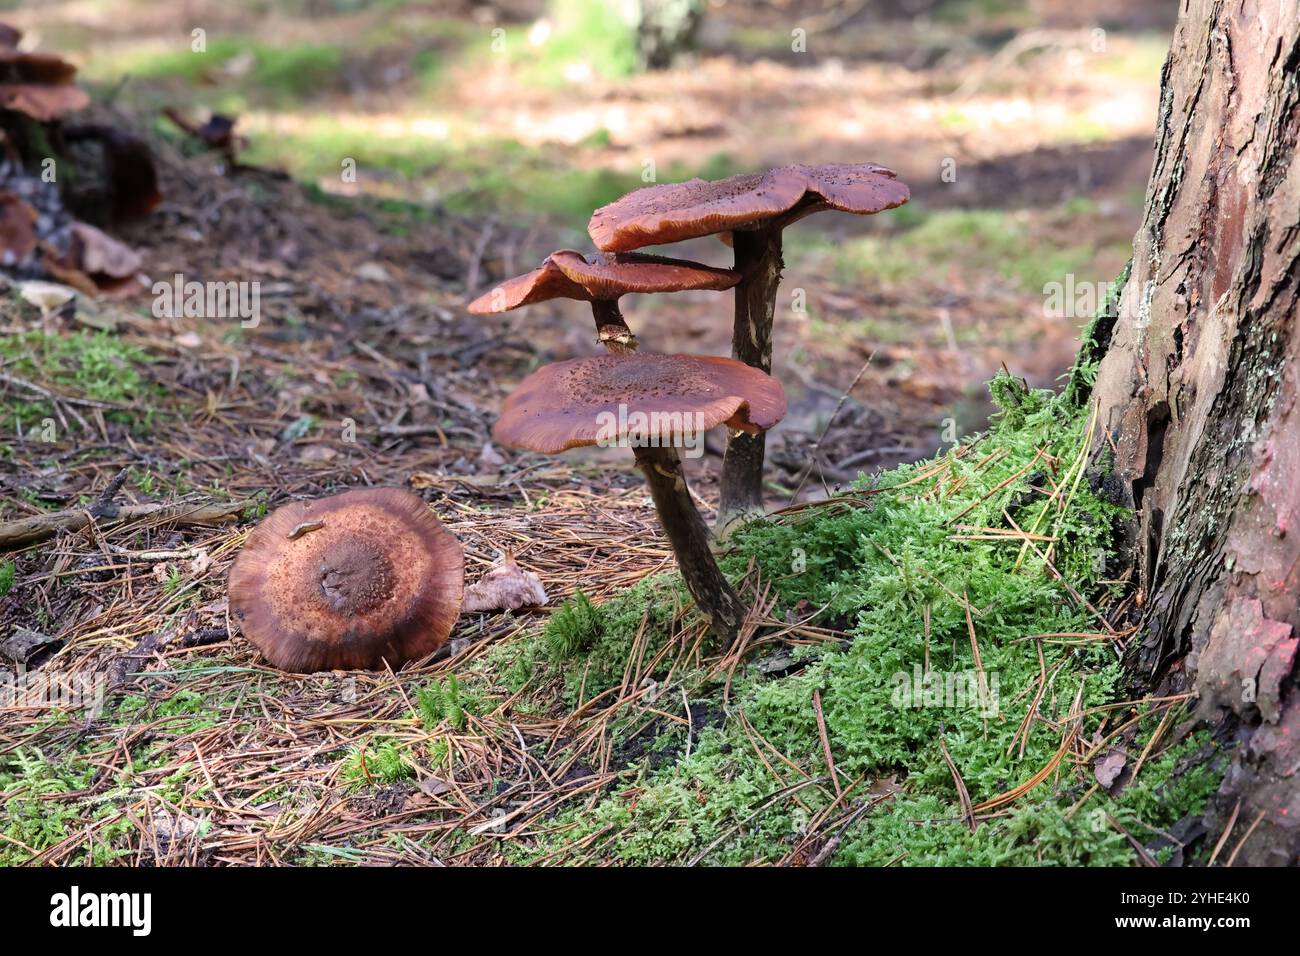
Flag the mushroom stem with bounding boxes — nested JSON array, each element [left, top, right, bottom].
[[632, 444, 746, 646], [590, 298, 638, 355], [719, 224, 784, 533]]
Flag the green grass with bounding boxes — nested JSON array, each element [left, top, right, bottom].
[[787, 206, 1094, 294], [518, 0, 640, 84], [280, 126, 735, 223], [86, 36, 346, 106]]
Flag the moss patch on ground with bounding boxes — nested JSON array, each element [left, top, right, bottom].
[[0, 329, 156, 436], [475, 373, 1227, 865]]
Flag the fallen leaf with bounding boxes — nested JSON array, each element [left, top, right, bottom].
[[1094, 749, 1127, 789], [418, 777, 452, 797], [188, 549, 212, 575], [0, 625, 59, 666], [462, 554, 548, 613], [44, 222, 144, 297], [66, 222, 142, 278], [478, 442, 507, 470], [150, 810, 201, 842], [355, 261, 391, 282], [298, 444, 338, 463]]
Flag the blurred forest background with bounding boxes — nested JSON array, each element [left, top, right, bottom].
[[5, 0, 1176, 481]]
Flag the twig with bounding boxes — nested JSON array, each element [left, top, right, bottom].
[[812, 688, 844, 807], [0, 500, 250, 549]]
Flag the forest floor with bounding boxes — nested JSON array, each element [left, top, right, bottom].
[[0, 1, 1233, 866]]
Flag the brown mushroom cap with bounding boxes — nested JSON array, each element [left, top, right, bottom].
[[0, 48, 89, 121], [588, 163, 910, 253], [493, 352, 786, 454], [466, 249, 738, 314], [228, 488, 464, 673]]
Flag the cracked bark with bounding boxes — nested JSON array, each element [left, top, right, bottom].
[[1088, 0, 1300, 864]]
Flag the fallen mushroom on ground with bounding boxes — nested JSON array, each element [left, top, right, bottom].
[[461, 553, 548, 613], [492, 352, 785, 645], [468, 248, 737, 354], [588, 163, 910, 530], [228, 488, 464, 672]]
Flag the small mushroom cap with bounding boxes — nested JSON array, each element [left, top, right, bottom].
[[0, 48, 89, 121], [228, 488, 464, 673], [466, 249, 738, 313], [588, 163, 910, 252], [493, 352, 786, 454]]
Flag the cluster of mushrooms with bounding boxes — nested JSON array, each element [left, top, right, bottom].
[[473, 163, 909, 646], [229, 163, 908, 672]]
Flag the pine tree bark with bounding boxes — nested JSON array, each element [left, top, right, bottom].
[[1087, 0, 1300, 865]]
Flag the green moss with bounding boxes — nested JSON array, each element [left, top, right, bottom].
[[0, 330, 155, 432], [544, 575, 691, 707], [543, 589, 602, 660], [414, 674, 486, 731], [498, 372, 1227, 866], [342, 739, 415, 788], [0, 748, 132, 865]]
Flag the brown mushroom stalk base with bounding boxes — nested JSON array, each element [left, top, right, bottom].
[[633, 444, 746, 646], [719, 225, 783, 533]]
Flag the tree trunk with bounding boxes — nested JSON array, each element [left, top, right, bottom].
[[1087, 0, 1300, 865]]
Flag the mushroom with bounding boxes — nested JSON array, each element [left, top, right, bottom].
[[493, 351, 786, 645], [467, 248, 738, 355], [18, 280, 76, 315], [0, 43, 90, 122], [588, 163, 910, 530], [228, 487, 464, 673]]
